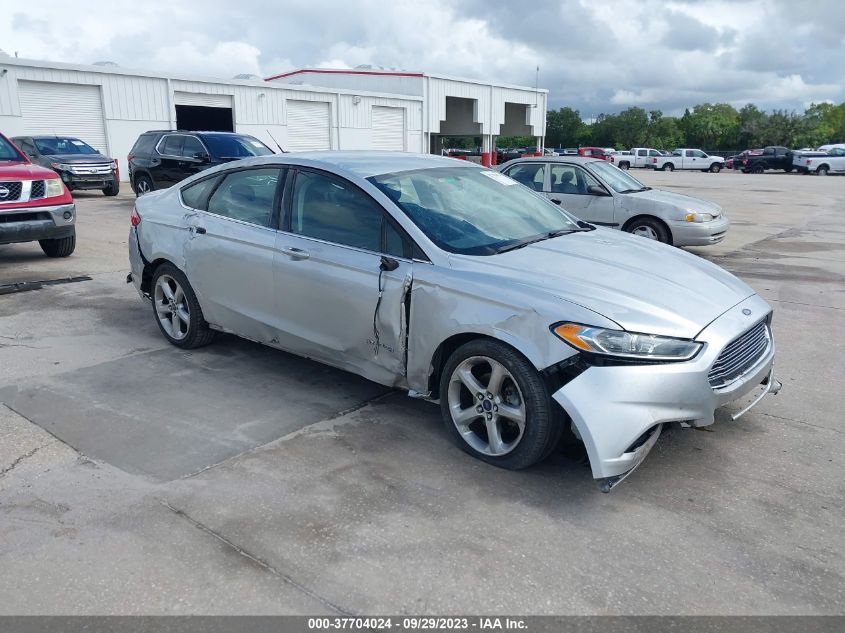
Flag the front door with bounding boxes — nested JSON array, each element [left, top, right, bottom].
[[272, 168, 413, 386], [183, 167, 284, 341], [546, 163, 616, 226]]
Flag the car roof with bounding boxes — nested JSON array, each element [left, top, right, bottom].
[[277, 151, 480, 178], [501, 156, 602, 165]]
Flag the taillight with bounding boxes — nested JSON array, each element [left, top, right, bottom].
[[113, 159, 120, 180], [806, 159, 812, 165], [127, 154, 134, 162], [652, 158, 657, 163], [130, 207, 141, 227]]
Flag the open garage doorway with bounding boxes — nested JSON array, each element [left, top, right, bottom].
[[175, 105, 234, 132]]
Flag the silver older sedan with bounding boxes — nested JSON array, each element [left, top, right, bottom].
[[128, 152, 779, 491], [499, 156, 729, 246]]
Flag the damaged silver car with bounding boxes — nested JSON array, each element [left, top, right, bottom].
[[127, 152, 780, 491]]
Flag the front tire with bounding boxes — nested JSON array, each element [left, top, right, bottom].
[[151, 263, 215, 349], [39, 230, 76, 257], [709, 163, 721, 173], [625, 217, 670, 243], [439, 339, 560, 470], [102, 179, 120, 196], [618, 161, 630, 170]]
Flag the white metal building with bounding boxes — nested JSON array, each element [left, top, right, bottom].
[[0, 57, 547, 180]]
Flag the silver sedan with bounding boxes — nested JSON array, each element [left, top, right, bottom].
[[499, 156, 729, 246], [128, 152, 779, 491]]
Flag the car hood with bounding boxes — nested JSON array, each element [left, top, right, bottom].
[[0, 160, 59, 179], [45, 153, 112, 163], [626, 188, 722, 215], [450, 229, 754, 339]]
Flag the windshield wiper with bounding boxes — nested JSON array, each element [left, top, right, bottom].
[[495, 225, 594, 253], [618, 186, 651, 194]]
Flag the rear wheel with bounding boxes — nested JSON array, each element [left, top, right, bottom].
[[625, 217, 670, 244], [618, 161, 630, 170], [663, 163, 674, 172], [134, 174, 153, 196], [151, 263, 215, 349], [39, 230, 76, 258], [817, 165, 830, 176], [439, 339, 560, 470]]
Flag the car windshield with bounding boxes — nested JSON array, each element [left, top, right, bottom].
[[369, 166, 581, 256], [201, 135, 273, 159], [0, 136, 23, 161], [587, 160, 649, 193], [34, 137, 98, 155]]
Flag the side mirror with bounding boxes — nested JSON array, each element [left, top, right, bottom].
[[587, 185, 609, 196], [194, 152, 210, 162]]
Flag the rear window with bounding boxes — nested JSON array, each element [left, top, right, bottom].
[[131, 134, 158, 156]]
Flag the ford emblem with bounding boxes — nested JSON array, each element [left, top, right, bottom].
[[0, 186, 9, 199], [742, 308, 752, 316]]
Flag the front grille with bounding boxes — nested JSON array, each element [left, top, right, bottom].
[[30, 180, 45, 199], [0, 211, 51, 223], [0, 181, 23, 202], [708, 320, 770, 389], [69, 163, 113, 175]]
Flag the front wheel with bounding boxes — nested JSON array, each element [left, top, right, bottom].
[[151, 264, 215, 349], [709, 163, 721, 173], [625, 217, 670, 243], [102, 179, 120, 196], [618, 162, 630, 170], [39, 230, 76, 257], [439, 339, 560, 470]]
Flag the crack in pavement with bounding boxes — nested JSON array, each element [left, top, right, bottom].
[[160, 499, 351, 615], [0, 443, 49, 478]]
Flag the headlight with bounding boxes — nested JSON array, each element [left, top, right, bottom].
[[685, 212, 715, 222], [44, 178, 65, 198], [50, 162, 71, 171], [552, 323, 703, 361]]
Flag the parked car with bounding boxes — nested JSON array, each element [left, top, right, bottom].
[[726, 149, 762, 170], [740, 146, 793, 173], [499, 156, 728, 246], [11, 135, 119, 196], [128, 151, 778, 491], [610, 148, 662, 170], [127, 130, 274, 195], [0, 132, 76, 257], [653, 149, 724, 172], [792, 146, 845, 175], [578, 147, 610, 160]]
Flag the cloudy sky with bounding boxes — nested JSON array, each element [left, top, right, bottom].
[[3, 0, 843, 116]]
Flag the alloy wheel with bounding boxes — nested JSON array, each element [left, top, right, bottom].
[[631, 224, 659, 240], [154, 274, 190, 340], [137, 179, 152, 195], [447, 356, 526, 456]]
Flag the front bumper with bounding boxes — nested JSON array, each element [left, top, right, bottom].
[[0, 203, 76, 245], [57, 170, 116, 190], [553, 295, 777, 486], [669, 215, 730, 246]]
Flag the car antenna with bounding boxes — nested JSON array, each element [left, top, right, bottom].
[[266, 129, 286, 153]]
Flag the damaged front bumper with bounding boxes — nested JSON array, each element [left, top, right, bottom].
[[553, 295, 779, 491]]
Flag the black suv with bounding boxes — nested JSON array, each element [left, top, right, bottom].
[[127, 131, 274, 195], [12, 135, 119, 196]]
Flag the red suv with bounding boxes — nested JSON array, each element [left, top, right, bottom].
[[578, 147, 611, 160], [0, 133, 76, 257]]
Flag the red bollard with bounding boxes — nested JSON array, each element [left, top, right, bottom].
[[481, 152, 491, 167]]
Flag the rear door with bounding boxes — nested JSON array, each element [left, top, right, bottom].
[[182, 167, 285, 341], [154, 134, 186, 188], [272, 168, 415, 385]]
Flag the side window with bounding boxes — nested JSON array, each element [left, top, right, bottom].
[[206, 168, 280, 227], [180, 176, 220, 210], [649, 150, 660, 157], [182, 136, 205, 159], [550, 165, 600, 195], [637, 149, 647, 156], [694, 150, 707, 158], [160, 135, 183, 156], [504, 163, 545, 191], [289, 170, 401, 254]]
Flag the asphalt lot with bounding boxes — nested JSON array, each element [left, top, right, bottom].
[[1, 170, 843, 615]]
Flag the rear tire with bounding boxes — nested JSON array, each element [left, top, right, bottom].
[[102, 179, 120, 196], [817, 166, 829, 176], [625, 217, 670, 244], [439, 338, 559, 470], [752, 164, 764, 174], [663, 163, 674, 172], [150, 263, 215, 349], [618, 161, 630, 170], [39, 230, 76, 258]]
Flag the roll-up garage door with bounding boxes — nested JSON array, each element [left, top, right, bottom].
[[18, 81, 108, 153], [371, 106, 405, 151], [286, 100, 331, 151], [173, 92, 234, 108]]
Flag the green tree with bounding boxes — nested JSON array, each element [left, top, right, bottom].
[[545, 107, 583, 148], [736, 104, 768, 149], [680, 103, 739, 149], [645, 110, 684, 150], [613, 107, 649, 148]]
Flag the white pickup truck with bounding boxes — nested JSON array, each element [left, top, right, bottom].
[[610, 148, 663, 170], [653, 149, 725, 172], [792, 146, 845, 175]]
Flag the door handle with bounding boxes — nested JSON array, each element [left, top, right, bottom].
[[551, 198, 562, 205], [281, 246, 310, 260], [194, 226, 206, 234]]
